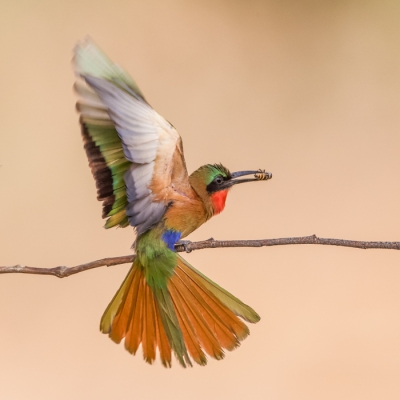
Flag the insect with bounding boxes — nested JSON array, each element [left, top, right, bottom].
[[254, 169, 272, 181]]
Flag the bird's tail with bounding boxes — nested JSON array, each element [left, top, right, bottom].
[[100, 254, 260, 367]]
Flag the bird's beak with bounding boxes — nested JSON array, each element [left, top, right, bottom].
[[224, 169, 272, 189]]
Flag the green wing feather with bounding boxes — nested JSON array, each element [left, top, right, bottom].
[[74, 37, 147, 102], [80, 121, 130, 228]]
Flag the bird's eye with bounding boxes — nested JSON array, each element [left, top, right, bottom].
[[215, 176, 224, 184]]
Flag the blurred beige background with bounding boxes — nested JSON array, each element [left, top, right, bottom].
[[1, 0, 400, 399]]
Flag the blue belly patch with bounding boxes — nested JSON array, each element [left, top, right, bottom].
[[161, 230, 182, 251]]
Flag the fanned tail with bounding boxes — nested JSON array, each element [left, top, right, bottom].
[[100, 256, 259, 367]]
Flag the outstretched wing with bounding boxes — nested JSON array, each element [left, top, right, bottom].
[[74, 38, 191, 234]]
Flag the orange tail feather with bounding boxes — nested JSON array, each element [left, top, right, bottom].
[[142, 284, 156, 363], [124, 273, 144, 355], [154, 299, 172, 367], [108, 266, 140, 343]]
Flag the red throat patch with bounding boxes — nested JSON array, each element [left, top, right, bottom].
[[210, 190, 229, 214]]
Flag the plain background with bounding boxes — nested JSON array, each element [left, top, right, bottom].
[[1, 1, 400, 399]]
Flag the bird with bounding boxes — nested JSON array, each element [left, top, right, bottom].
[[73, 38, 272, 367]]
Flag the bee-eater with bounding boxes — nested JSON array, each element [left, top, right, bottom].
[[73, 38, 272, 367]]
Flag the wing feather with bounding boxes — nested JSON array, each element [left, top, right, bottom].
[[74, 38, 191, 234]]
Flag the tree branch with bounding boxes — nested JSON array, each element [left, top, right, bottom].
[[1, 235, 400, 278]]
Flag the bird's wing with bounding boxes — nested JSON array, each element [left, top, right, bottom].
[[74, 38, 191, 234]]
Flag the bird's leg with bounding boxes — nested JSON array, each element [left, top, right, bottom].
[[176, 240, 192, 253]]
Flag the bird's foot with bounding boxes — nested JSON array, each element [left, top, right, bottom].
[[176, 240, 192, 253]]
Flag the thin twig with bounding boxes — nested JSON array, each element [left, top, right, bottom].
[[0, 255, 135, 278], [1, 235, 399, 278]]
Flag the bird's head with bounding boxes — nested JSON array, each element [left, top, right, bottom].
[[189, 163, 272, 215]]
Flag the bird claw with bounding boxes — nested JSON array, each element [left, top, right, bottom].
[[177, 240, 192, 253]]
